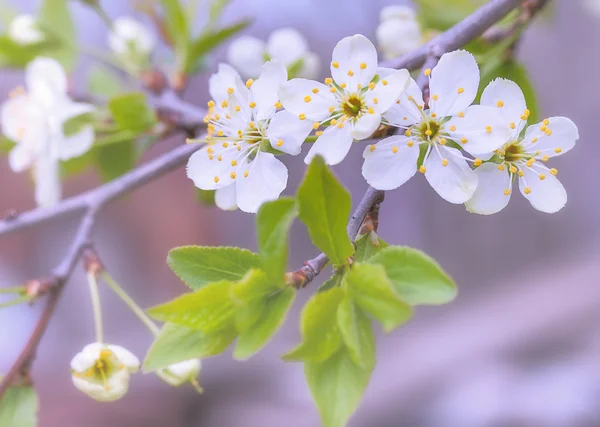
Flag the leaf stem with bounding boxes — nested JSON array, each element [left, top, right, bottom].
[[102, 272, 161, 337], [87, 271, 104, 343], [0, 295, 30, 309], [0, 286, 25, 294]]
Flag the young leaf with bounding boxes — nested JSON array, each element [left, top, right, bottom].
[[0, 382, 38, 427], [256, 198, 297, 282], [160, 0, 189, 61], [344, 263, 413, 332], [108, 93, 157, 133], [283, 286, 344, 363], [38, 0, 76, 69], [94, 140, 136, 181], [367, 246, 457, 306], [336, 296, 375, 368], [297, 156, 354, 265], [167, 246, 260, 290], [354, 232, 389, 262], [305, 335, 375, 427], [147, 280, 236, 332], [144, 323, 237, 372], [87, 65, 123, 98]]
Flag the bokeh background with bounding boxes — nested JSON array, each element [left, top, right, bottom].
[[1, 0, 599, 426]]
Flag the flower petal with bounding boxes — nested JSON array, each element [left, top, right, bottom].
[[331, 34, 378, 89], [251, 60, 288, 122], [480, 78, 527, 137], [215, 184, 238, 211], [267, 28, 308, 66], [33, 156, 60, 207], [71, 342, 103, 372], [1, 93, 46, 143], [297, 52, 321, 79], [351, 111, 381, 140], [157, 359, 201, 387], [364, 68, 410, 114], [226, 36, 266, 79], [279, 78, 335, 121], [8, 144, 34, 172], [445, 105, 511, 155], [362, 135, 418, 190], [429, 50, 479, 117], [208, 63, 250, 115], [521, 117, 579, 157], [424, 146, 477, 203], [304, 124, 353, 165], [186, 144, 242, 190], [235, 152, 288, 213], [26, 57, 67, 107], [519, 165, 567, 213], [54, 125, 94, 161], [72, 369, 130, 402], [382, 76, 423, 127], [465, 162, 512, 214], [108, 344, 141, 373], [266, 110, 313, 155]]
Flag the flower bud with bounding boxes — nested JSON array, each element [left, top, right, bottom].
[[71, 343, 140, 402], [379, 5, 417, 22], [108, 17, 155, 57], [8, 15, 44, 45], [297, 52, 321, 80], [266, 28, 308, 69], [376, 7, 422, 60], [226, 36, 266, 79], [157, 359, 201, 387]]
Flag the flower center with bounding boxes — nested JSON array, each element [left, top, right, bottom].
[[342, 95, 364, 118], [502, 143, 525, 162]]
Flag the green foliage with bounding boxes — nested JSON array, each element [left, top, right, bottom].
[[336, 296, 373, 367], [0, 382, 38, 427], [367, 247, 457, 305], [354, 232, 388, 262], [196, 189, 216, 206], [297, 157, 354, 265], [95, 140, 136, 181], [256, 198, 297, 282], [0, 36, 50, 68], [159, 0, 190, 64], [38, 0, 76, 70], [415, 0, 486, 31], [108, 93, 157, 133], [144, 323, 237, 371], [87, 66, 123, 98], [167, 246, 261, 290]]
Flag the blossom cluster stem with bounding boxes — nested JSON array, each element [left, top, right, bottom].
[[87, 271, 104, 344]]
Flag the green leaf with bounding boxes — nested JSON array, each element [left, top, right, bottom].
[[87, 65, 123, 98], [367, 246, 457, 306], [144, 323, 237, 372], [185, 20, 251, 73], [208, 0, 232, 24], [63, 113, 94, 137], [336, 296, 374, 368], [297, 156, 354, 265], [305, 338, 374, 427], [147, 280, 236, 332], [354, 232, 388, 262], [283, 286, 344, 363], [0, 136, 16, 153], [415, 0, 487, 31], [196, 189, 216, 206], [108, 92, 157, 133], [0, 36, 49, 68], [160, 0, 189, 63], [257, 197, 297, 281], [234, 286, 295, 360], [94, 140, 136, 181], [167, 246, 260, 290], [344, 263, 412, 332], [38, 0, 76, 70], [0, 382, 38, 427]]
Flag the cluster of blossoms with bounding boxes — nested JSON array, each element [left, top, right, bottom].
[[227, 28, 320, 80], [375, 5, 423, 60], [108, 17, 156, 72], [188, 33, 578, 214]]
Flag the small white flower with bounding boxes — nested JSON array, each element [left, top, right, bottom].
[[71, 343, 140, 402], [465, 78, 578, 214], [376, 6, 422, 60], [363, 50, 511, 204], [8, 14, 44, 45], [157, 359, 201, 387], [1, 57, 95, 207], [187, 60, 313, 213], [279, 34, 410, 165], [108, 17, 155, 57], [227, 28, 320, 80]]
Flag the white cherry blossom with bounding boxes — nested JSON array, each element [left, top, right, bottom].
[[108, 17, 155, 57], [465, 78, 578, 214], [71, 343, 140, 402], [376, 6, 422, 60], [227, 28, 320, 80], [362, 50, 510, 203], [8, 15, 44, 45], [157, 359, 202, 388], [1, 57, 95, 207], [279, 34, 410, 165], [187, 60, 313, 213]]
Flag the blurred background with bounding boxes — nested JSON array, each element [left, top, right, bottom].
[[1, 0, 599, 426]]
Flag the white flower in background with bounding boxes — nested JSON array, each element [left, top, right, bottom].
[[108, 17, 155, 57], [71, 343, 140, 402], [376, 5, 422, 60], [8, 14, 44, 45], [187, 60, 313, 213], [157, 359, 202, 388], [466, 79, 578, 214], [583, 0, 600, 16], [227, 27, 321, 80], [363, 50, 511, 204], [1, 57, 95, 207], [279, 34, 410, 165]]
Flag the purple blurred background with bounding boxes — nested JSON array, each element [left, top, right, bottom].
[[1, 0, 599, 426]]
